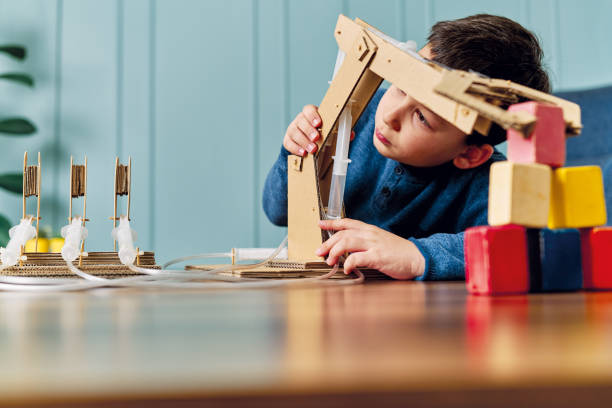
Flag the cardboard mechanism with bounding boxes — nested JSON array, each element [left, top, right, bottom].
[[0, 153, 159, 277], [286, 14, 582, 265]]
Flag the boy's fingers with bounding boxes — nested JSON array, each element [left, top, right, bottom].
[[296, 115, 320, 143], [326, 236, 359, 265], [343, 251, 370, 275], [328, 233, 367, 265], [303, 105, 321, 127], [319, 218, 366, 231], [315, 230, 344, 256], [283, 137, 306, 157], [288, 122, 318, 154]]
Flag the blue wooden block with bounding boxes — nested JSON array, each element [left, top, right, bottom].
[[526, 229, 542, 292], [527, 228, 583, 292]]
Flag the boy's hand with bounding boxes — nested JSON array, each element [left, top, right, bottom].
[[284, 105, 322, 156], [283, 105, 355, 157], [316, 219, 425, 280]]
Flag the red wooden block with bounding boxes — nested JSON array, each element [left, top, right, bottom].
[[507, 101, 566, 168], [581, 227, 612, 289], [465, 225, 529, 295]]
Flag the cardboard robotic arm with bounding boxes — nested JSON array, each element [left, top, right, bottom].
[[287, 15, 582, 263]]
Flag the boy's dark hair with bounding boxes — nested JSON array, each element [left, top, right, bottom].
[[428, 14, 551, 146]]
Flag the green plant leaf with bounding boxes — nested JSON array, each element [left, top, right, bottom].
[[0, 73, 34, 87], [0, 213, 11, 247], [0, 173, 22, 194], [0, 45, 26, 60], [0, 118, 36, 135]]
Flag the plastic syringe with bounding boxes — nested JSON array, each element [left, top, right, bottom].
[[326, 103, 352, 220], [326, 48, 352, 220]]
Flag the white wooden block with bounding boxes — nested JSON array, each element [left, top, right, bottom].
[[488, 161, 551, 227]]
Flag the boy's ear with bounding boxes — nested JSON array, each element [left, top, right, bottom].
[[452, 144, 494, 169]]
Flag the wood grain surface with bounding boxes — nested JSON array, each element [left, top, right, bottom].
[[0, 281, 611, 407]]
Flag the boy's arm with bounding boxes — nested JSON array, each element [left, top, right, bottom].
[[262, 146, 291, 226], [410, 159, 499, 281], [409, 233, 466, 281]]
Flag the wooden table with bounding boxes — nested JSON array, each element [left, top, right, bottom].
[[1, 281, 612, 407]]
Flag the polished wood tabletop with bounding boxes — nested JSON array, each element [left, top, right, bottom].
[[1, 280, 612, 407]]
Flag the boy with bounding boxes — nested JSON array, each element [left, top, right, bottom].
[[263, 14, 551, 280]]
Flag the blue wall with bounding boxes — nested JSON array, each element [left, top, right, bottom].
[[1, 0, 611, 261]]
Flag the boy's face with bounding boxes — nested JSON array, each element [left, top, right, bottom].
[[373, 46, 468, 167]]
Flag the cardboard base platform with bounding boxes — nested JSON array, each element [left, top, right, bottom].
[[1, 251, 159, 278], [186, 260, 390, 280]]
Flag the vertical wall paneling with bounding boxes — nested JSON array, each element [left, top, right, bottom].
[[0, 0, 59, 235], [116, 1, 123, 161], [397, 0, 407, 41], [52, 0, 63, 229], [257, 0, 287, 247], [553, 0, 564, 89], [121, 0, 153, 251], [347, 0, 402, 39], [3, 0, 612, 259], [281, 1, 291, 129], [523, 1, 558, 89], [287, 0, 343, 117], [154, 0, 256, 261], [431, 0, 521, 23], [558, 0, 612, 90], [403, 0, 429, 48], [149, 0, 157, 251], [60, 0, 118, 251], [424, 0, 434, 29], [251, 0, 260, 246]]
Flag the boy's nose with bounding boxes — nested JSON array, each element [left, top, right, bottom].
[[383, 110, 402, 132]]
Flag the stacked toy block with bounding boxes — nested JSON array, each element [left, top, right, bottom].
[[465, 102, 609, 295]]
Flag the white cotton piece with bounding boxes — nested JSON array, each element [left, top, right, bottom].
[[112, 216, 137, 265], [0, 217, 36, 267], [61, 217, 88, 263]]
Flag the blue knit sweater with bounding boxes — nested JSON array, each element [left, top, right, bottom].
[[263, 89, 505, 280]]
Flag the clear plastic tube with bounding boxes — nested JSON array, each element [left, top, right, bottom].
[[44, 223, 363, 292], [327, 102, 353, 220]]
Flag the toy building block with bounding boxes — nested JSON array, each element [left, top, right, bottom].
[[506, 102, 566, 168], [465, 225, 529, 295], [548, 166, 607, 229], [526, 228, 582, 292], [581, 227, 612, 289], [488, 161, 551, 228]]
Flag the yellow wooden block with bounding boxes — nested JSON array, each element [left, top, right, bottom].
[[548, 166, 606, 228], [488, 161, 551, 227], [25, 238, 49, 253], [49, 237, 65, 253]]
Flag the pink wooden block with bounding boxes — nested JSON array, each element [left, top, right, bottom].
[[465, 225, 529, 295], [507, 102, 566, 168]]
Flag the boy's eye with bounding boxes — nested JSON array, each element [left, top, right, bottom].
[[415, 109, 430, 127]]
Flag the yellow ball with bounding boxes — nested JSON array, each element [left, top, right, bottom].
[[49, 238, 65, 253], [25, 238, 49, 253]]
